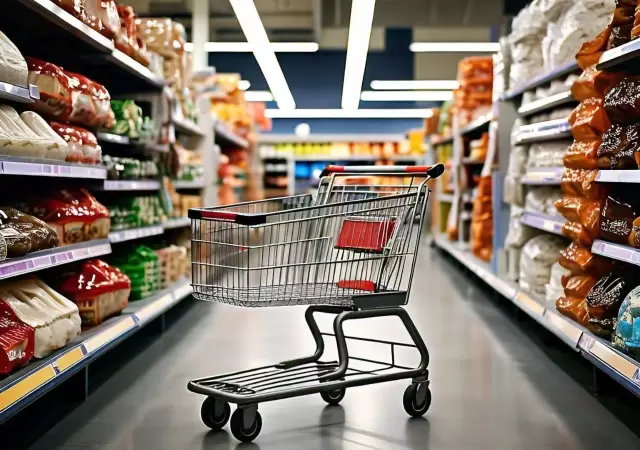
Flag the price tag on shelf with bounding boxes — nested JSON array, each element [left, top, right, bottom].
[[32, 256, 51, 269], [583, 338, 639, 384]]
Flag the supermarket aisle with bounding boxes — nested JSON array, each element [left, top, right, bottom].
[[30, 244, 640, 450]]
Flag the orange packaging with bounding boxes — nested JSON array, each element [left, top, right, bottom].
[[576, 27, 611, 70], [559, 241, 615, 277], [556, 296, 590, 326], [554, 196, 601, 237], [564, 275, 599, 298], [568, 98, 611, 140], [561, 221, 594, 247], [563, 140, 601, 169], [561, 169, 608, 200]]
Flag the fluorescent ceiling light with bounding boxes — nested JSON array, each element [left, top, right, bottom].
[[230, 0, 295, 109], [245, 91, 274, 102], [238, 80, 251, 90], [341, 0, 376, 110], [184, 42, 319, 52], [410, 42, 500, 53], [371, 80, 459, 90], [265, 109, 434, 119], [361, 90, 453, 101]]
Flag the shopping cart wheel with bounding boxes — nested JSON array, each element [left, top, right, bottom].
[[320, 388, 346, 406], [200, 397, 231, 430], [230, 407, 262, 443], [403, 383, 431, 418]]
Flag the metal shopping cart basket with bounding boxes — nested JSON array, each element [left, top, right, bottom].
[[187, 164, 445, 442]]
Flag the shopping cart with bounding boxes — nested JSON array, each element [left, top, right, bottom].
[[187, 164, 444, 442]]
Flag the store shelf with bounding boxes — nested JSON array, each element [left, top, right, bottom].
[[173, 117, 204, 137], [214, 121, 249, 149], [102, 180, 161, 191], [258, 133, 407, 143], [460, 115, 492, 135], [0, 82, 38, 104], [518, 91, 575, 117], [97, 132, 130, 145], [502, 61, 579, 100], [435, 233, 640, 397], [591, 240, 640, 266], [595, 170, 640, 183], [105, 49, 165, 88], [0, 157, 106, 179], [520, 211, 566, 235], [174, 179, 205, 189], [108, 225, 164, 244], [97, 133, 170, 154], [0, 239, 111, 281], [294, 154, 423, 162], [521, 167, 564, 185], [163, 217, 191, 230], [514, 119, 572, 144], [0, 278, 192, 423], [597, 38, 640, 71]]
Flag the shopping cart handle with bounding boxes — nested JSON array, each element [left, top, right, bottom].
[[320, 164, 445, 179]]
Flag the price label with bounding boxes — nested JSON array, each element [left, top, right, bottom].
[[514, 291, 545, 318]]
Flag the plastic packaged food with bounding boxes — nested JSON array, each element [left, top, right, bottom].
[[27, 58, 72, 120], [612, 286, 640, 356], [554, 196, 602, 238], [95, 0, 121, 39], [22, 189, 110, 245], [556, 295, 590, 326], [20, 112, 68, 160], [0, 31, 28, 87], [604, 77, 640, 125], [572, 67, 601, 102], [600, 195, 637, 244], [559, 241, 615, 277], [560, 169, 607, 200], [627, 216, 640, 247], [564, 139, 600, 169], [113, 246, 160, 300], [0, 208, 59, 255], [568, 98, 610, 140], [545, 262, 570, 302], [66, 71, 97, 126], [0, 299, 34, 373], [136, 18, 174, 57], [576, 27, 611, 70], [565, 275, 599, 298], [562, 221, 594, 246], [58, 260, 131, 326], [519, 235, 566, 294]]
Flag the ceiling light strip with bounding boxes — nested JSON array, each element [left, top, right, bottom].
[[341, 0, 376, 110], [265, 109, 434, 119], [360, 90, 453, 101], [229, 0, 295, 109], [410, 42, 500, 53], [370, 80, 459, 90]]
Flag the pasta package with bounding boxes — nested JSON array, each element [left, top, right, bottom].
[[568, 98, 611, 140], [564, 140, 600, 169], [559, 241, 615, 277], [555, 196, 601, 237]]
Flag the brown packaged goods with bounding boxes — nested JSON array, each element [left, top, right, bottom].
[[561, 221, 594, 247], [572, 67, 601, 101], [595, 71, 627, 98], [597, 123, 640, 169], [600, 195, 637, 244], [577, 28, 611, 70], [565, 275, 599, 298], [608, 24, 634, 49], [559, 241, 615, 277], [556, 296, 590, 326], [604, 77, 640, 125], [560, 169, 607, 200], [555, 196, 601, 237], [0, 208, 58, 256], [612, 6, 636, 25], [564, 140, 600, 169], [569, 98, 610, 140]]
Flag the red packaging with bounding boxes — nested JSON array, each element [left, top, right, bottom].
[[66, 71, 97, 127], [49, 122, 101, 164], [26, 58, 72, 120], [59, 260, 131, 326], [0, 300, 34, 374]]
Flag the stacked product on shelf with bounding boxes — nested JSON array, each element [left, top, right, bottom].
[[156, 245, 188, 289], [108, 195, 166, 231], [108, 99, 154, 140], [104, 156, 158, 180], [57, 259, 131, 327], [112, 245, 159, 300], [175, 143, 204, 182], [455, 57, 493, 126], [0, 208, 59, 258]]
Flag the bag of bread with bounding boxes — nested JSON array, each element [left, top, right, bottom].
[[569, 98, 610, 140], [65, 72, 97, 127], [0, 208, 58, 253], [49, 122, 85, 163], [559, 241, 615, 277], [565, 275, 599, 298], [0, 31, 28, 87], [26, 58, 72, 120], [564, 140, 600, 169]]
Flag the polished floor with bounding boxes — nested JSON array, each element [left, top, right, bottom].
[[29, 245, 640, 449]]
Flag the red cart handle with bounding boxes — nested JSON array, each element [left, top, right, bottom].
[[320, 164, 445, 179]]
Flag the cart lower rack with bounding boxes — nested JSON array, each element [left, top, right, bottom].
[[187, 164, 444, 442]]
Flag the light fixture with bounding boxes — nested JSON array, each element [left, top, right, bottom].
[[230, 0, 296, 109], [409, 42, 500, 53], [184, 42, 319, 52], [360, 91, 453, 101], [244, 91, 274, 102], [341, 0, 376, 110], [371, 80, 459, 90], [265, 109, 434, 119], [238, 80, 251, 90]]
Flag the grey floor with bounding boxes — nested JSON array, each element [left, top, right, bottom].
[[30, 246, 640, 449]]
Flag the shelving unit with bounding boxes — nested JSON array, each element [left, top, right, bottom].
[[521, 167, 564, 185], [102, 180, 161, 191], [214, 121, 249, 149], [502, 60, 579, 100], [173, 117, 204, 137], [514, 118, 572, 144], [108, 225, 165, 244], [0, 81, 38, 104], [174, 179, 206, 189], [517, 91, 575, 117], [0, 157, 107, 179], [0, 277, 192, 423], [520, 211, 566, 235]]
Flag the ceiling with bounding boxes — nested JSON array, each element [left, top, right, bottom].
[[140, 0, 506, 42]]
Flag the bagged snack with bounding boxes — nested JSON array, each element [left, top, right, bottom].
[[0, 299, 34, 373], [627, 216, 640, 247], [597, 123, 633, 169], [572, 67, 601, 101], [0, 31, 28, 87], [554, 196, 602, 237], [565, 275, 599, 298], [58, 259, 131, 326], [600, 195, 638, 244], [564, 139, 600, 169], [576, 27, 611, 70], [561, 169, 607, 200], [556, 295, 591, 326], [608, 24, 634, 49], [604, 77, 640, 125], [562, 221, 594, 246], [559, 241, 616, 277], [27, 58, 72, 120], [569, 97, 610, 140]]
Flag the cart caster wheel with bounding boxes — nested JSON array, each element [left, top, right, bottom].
[[230, 408, 262, 443], [320, 388, 345, 406], [201, 397, 231, 430], [403, 383, 431, 418]]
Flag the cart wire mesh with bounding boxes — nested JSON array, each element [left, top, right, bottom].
[[190, 173, 430, 307]]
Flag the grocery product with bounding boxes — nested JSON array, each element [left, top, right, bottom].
[[0, 300, 34, 374], [155, 245, 188, 288], [21, 189, 110, 245], [600, 195, 638, 244], [27, 57, 71, 120], [108, 195, 166, 230], [525, 187, 563, 216], [546, 262, 571, 302], [569, 97, 610, 140], [58, 259, 131, 326], [527, 141, 569, 169], [113, 245, 160, 300], [103, 156, 158, 180], [49, 122, 101, 163], [559, 241, 615, 277], [0, 208, 59, 257], [612, 286, 640, 357], [560, 168, 607, 200], [0, 31, 27, 87], [19, 111, 68, 160], [519, 235, 567, 294], [554, 196, 602, 237], [562, 221, 595, 246]]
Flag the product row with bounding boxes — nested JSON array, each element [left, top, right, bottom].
[[259, 142, 419, 159]]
